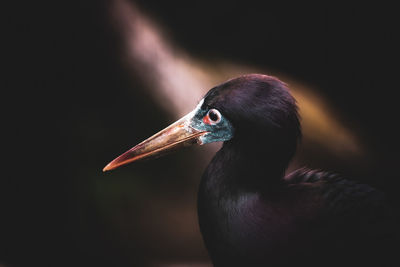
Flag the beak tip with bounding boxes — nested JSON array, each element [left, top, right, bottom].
[[102, 163, 112, 172]]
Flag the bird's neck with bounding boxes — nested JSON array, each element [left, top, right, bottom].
[[203, 139, 289, 196], [198, 138, 292, 264]]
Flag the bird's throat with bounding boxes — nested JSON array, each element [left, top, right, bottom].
[[197, 140, 290, 265], [209, 140, 288, 193]]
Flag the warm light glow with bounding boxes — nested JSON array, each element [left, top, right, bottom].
[[111, 0, 215, 117], [110, 0, 363, 160]]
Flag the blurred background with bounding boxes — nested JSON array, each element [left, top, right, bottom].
[[3, 1, 400, 266]]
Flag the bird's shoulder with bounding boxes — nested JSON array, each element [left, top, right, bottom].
[[285, 167, 346, 184], [282, 168, 399, 265], [283, 167, 387, 214]]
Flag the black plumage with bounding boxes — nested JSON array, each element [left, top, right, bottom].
[[105, 74, 398, 267], [196, 75, 397, 266]]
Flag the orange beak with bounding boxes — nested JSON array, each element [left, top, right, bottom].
[[103, 115, 208, 172]]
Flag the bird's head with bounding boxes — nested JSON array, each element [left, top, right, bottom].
[[103, 74, 301, 171]]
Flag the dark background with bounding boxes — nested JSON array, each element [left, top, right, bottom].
[[3, 1, 399, 266]]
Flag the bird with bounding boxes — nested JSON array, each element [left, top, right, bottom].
[[103, 74, 398, 266]]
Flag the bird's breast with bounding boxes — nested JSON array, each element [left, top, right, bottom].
[[198, 186, 301, 265]]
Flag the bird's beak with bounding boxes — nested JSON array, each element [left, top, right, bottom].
[[103, 113, 208, 172]]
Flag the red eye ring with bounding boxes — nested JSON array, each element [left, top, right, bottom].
[[203, 109, 222, 125]]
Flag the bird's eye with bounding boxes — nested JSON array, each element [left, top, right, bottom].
[[203, 109, 222, 125]]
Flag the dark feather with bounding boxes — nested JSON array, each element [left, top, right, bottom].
[[197, 74, 398, 267]]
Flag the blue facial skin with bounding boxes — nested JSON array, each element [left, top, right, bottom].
[[189, 104, 235, 145]]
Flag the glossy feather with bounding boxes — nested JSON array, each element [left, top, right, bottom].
[[197, 75, 398, 266]]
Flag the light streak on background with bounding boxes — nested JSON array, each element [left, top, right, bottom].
[[105, 1, 367, 266], [111, 0, 362, 160]]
